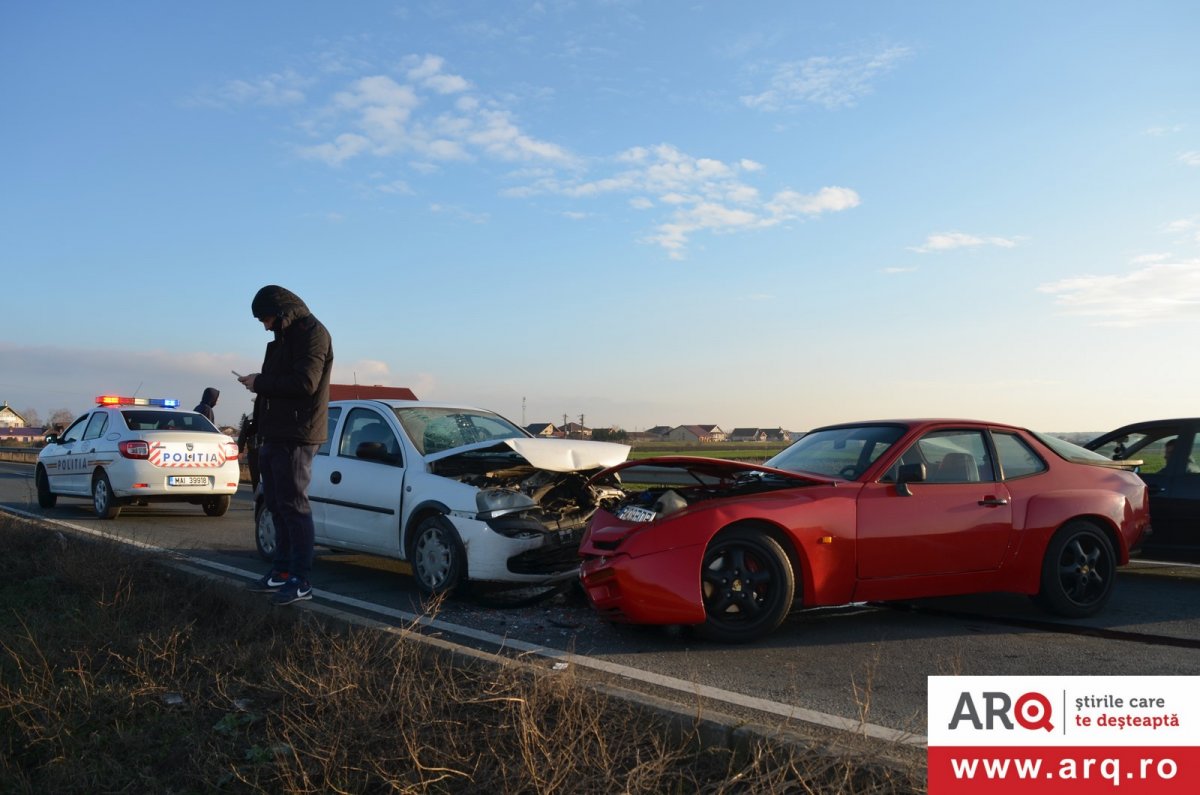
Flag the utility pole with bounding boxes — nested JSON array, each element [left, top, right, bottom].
[[580, 413, 585, 439], [522, 396, 526, 426]]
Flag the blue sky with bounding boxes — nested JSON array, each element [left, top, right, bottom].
[[3, 1, 1199, 433]]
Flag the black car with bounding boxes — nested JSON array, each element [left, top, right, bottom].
[[1085, 418, 1200, 560]]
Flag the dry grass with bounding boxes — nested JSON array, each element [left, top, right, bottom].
[[0, 514, 925, 793]]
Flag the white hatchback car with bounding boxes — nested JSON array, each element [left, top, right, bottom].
[[254, 399, 630, 595], [36, 396, 241, 519]]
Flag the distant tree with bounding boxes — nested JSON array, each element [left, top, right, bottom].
[[20, 407, 41, 427], [591, 428, 628, 442], [48, 408, 76, 430]]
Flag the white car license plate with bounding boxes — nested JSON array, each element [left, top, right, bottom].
[[617, 504, 657, 523], [168, 476, 209, 486]]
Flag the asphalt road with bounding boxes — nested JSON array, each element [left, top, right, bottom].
[[2, 461, 1197, 743]]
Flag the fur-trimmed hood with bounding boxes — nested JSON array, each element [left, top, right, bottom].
[[251, 285, 310, 332]]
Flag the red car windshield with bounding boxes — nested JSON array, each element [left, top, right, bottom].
[[765, 424, 907, 478]]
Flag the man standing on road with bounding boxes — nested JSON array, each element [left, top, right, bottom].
[[238, 285, 333, 606], [193, 387, 219, 423]]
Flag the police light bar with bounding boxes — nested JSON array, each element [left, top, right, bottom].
[[96, 395, 180, 408]]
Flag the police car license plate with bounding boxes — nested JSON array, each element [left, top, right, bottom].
[[168, 476, 209, 486]]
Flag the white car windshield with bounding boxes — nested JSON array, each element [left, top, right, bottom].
[[394, 407, 528, 455], [765, 424, 907, 478]]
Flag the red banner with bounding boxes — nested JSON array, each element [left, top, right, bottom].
[[929, 746, 1199, 793]]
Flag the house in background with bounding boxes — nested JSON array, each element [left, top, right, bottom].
[[560, 421, 591, 439], [761, 427, 793, 443], [526, 422, 558, 437], [0, 426, 45, 444], [0, 402, 45, 443], [730, 427, 793, 443], [0, 402, 27, 428], [328, 384, 418, 401], [664, 424, 727, 443]]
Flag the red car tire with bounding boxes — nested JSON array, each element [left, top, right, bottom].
[[697, 525, 795, 643], [1034, 519, 1115, 618]]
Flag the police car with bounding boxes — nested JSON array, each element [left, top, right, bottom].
[[36, 396, 241, 519], [254, 399, 630, 595]]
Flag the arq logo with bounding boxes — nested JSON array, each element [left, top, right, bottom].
[[948, 690, 1054, 732]]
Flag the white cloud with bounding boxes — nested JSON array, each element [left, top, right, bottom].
[[510, 144, 859, 258], [1161, 215, 1200, 244], [1179, 151, 1200, 167], [429, 203, 489, 224], [373, 179, 413, 195], [741, 45, 912, 111], [297, 57, 573, 167], [1037, 259, 1200, 327], [241, 56, 858, 257], [909, 231, 1020, 253], [405, 54, 471, 94], [298, 133, 372, 165], [191, 70, 308, 108], [1162, 217, 1197, 234], [1145, 124, 1184, 136]]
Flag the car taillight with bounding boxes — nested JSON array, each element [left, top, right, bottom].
[[119, 440, 150, 459], [225, 441, 240, 460]]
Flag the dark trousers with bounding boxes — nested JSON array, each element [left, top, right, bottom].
[[259, 441, 318, 582]]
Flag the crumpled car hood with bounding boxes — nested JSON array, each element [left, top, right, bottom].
[[591, 455, 834, 486], [426, 437, 630, 471]]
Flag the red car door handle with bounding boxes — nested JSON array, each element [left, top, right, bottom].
[[978, 497, 1009, 506]]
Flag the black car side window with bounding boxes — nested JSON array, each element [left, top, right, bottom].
[[338, 408, 403, 466], [915, 430, 993, 483], [1126, 434, 1175, 476], [318, 407, 342, 456], [993, 432, 1047, 479], [82, 412, 108, 441], [1167, 436, 1200, 476], [59, 416, 88, 444]]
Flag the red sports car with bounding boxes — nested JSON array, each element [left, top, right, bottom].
[[579, 420, 1150, 643]]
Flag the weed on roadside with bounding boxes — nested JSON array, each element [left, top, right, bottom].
[[0, 514, 925, 793]]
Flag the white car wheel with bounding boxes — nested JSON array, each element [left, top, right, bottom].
[[412, 515, 466, 596], [92, 472, 121, 520], [254, 499, 277, 561]]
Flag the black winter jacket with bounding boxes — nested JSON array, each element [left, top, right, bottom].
[[194, 387, 219, 422], [250, 285, 334, 445]]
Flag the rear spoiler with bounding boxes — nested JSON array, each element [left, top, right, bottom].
[[1069, 456, 1143, 471]]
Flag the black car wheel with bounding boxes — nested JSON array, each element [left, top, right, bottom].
[[1034, 520, 1115, 617], [411, 515, 467, 596], [36, 466, 57, 508], [254, 497, 277, 560], [203, 494, 231, 517], [696, 526, 795, 643], [92, 471, 121, 520]]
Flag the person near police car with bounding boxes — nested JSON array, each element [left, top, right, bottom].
[[193, 387, 219, 423], [238, 285, 333, 606], [235, 413, 261, 491]]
